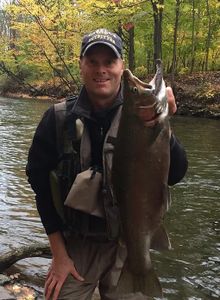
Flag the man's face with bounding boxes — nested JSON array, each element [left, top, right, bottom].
[[79, 44, 124, 109]]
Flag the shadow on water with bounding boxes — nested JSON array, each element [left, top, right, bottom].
[[0, 97, 219, 299]]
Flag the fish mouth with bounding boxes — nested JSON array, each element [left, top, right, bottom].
[[144, 114, 161, 127], [137, 103, 165, 127]]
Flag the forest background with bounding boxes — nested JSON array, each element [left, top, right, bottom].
[[0, 0, 219, 117]]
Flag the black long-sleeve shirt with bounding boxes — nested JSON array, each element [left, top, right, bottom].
[[26, 89, 188, 235]]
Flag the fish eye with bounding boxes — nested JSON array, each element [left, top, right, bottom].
[[131, 87, 138, 94]]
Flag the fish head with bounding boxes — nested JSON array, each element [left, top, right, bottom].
[[123, 60, 168, 123]]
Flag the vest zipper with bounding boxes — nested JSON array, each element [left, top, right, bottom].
[[100, 126, 104, 137]]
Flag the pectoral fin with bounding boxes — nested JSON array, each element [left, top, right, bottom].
[[150, 224, 171, 251]]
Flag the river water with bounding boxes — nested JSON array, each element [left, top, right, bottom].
[[0, 96, 219, 299]]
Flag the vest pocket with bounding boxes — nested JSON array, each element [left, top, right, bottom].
[[64, 168, 105, 218]]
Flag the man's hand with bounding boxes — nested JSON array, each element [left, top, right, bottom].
[[166, 87, 177, 115], [45, 231, 84, 300], [45, 255, 84, 300]]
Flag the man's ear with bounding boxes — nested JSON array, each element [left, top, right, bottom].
[[79, 59, 82, 76], [121, 60, 125, 75], [122, 59, 126, 69]]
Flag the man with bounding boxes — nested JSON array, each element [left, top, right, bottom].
[[26, 28, 188, 300]]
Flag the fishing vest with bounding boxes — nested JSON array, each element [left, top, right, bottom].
[[50, 98, 122, 240]]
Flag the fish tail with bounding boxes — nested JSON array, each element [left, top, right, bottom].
[[116, 262, 163, 298]]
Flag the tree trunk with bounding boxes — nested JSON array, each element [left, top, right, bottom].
[[204, 0, 212, 71], [171, 0, 181, 87], [190, 0, 196, 73], [0, 243, 51, 273], [151, 0, 164, 64], [146, 49, 152, 74], [128, 26, 135, 71]]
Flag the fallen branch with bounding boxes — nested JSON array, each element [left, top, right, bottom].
[[0, 243, 51, 273], [0, 61, 40, 94]]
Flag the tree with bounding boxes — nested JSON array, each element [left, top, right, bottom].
[[151, 0, 164, 62], [0, 0, 220, 95], [171, 0, 181, 85], [190, 0, 196, 73], [204, 0, 212, 71]]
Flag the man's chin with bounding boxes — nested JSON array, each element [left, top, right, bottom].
[[92, 89, 112, 99], [89, 92, 115, 109]]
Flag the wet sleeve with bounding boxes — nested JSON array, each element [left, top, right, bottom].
[[26, 106, 64, 235], [168, 134, 188, 186]]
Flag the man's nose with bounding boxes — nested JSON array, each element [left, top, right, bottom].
[[95, 64, 106, 73]]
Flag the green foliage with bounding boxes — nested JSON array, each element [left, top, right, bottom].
[[196, 82, 217, 100], [133, 65, 148, 79], [179, 67, 190, 75], [0, 0, 219, 91]]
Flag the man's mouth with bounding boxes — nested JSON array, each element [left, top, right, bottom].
[[94, 78, 109, 83]]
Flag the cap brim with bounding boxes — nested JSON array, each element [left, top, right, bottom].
[[81, 41, 121, 58]]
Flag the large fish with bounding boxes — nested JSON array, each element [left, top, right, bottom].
[[112, 60, 171, 298]]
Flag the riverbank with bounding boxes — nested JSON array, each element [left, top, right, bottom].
[[170, 71, 220, 119], [1, 71, 220, 119]]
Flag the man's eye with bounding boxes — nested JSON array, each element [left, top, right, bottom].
[[107, 60, 114, 66]]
